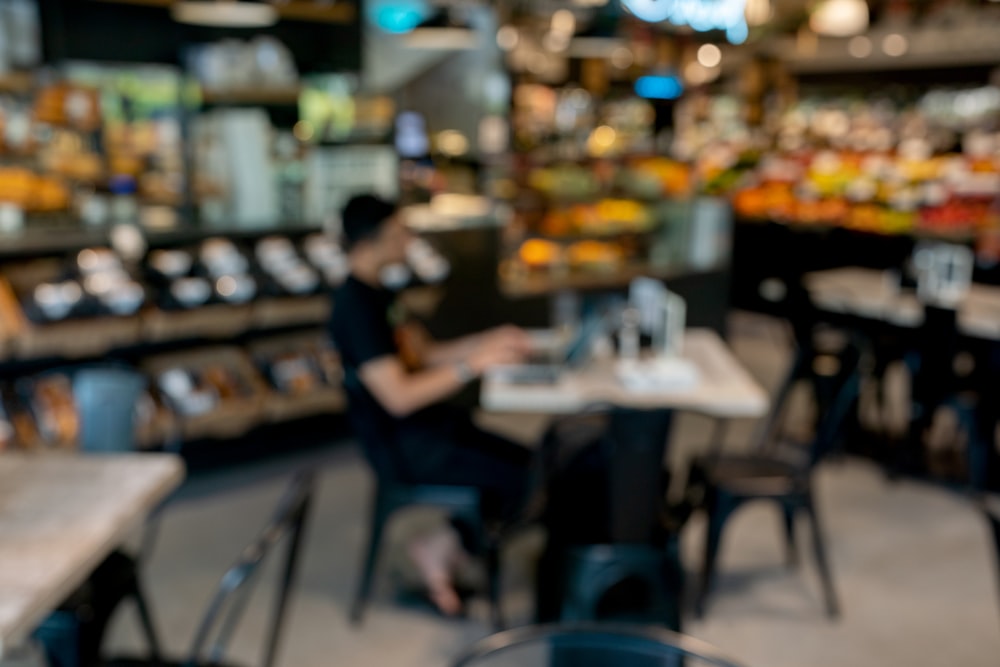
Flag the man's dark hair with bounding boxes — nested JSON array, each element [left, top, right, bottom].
[[341, 194, 398, 251]]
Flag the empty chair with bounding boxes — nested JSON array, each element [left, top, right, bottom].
[[450, 623, 747, 667], [688, 337, 863, 618], [106, 471, 315, 667]]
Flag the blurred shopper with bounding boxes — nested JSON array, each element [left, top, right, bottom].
[[329, 194, 534, 616]]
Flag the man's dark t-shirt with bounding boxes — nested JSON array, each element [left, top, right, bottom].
[[329, 274, 530, 520], [329, 276, 473, 478], [328, 276, 400, 445]]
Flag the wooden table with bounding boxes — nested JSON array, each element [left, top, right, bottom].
[[804, 267, 1000, 341], [482, 329, 769, 419], [0, 453, 185, 657]]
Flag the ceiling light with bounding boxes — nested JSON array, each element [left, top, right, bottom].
[[697, 43, 722, 68], [809, 0, 869, 37], [172, 1, 278, 28], [543, 31, 572, 53], [496, 25, 519, 51], [744, 0, 772, 26], [551, 9, 576, 36], [437, 130, 469, 157], [882, 33, 908, 57], [610, 47, 634, 69]]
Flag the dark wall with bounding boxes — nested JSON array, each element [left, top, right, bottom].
[[39, 1, 361, 71]]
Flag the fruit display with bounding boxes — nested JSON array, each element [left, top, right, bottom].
[[538, 198, 655, 238], [621, 158, 693, 199], [733, 150, 1000, 236]]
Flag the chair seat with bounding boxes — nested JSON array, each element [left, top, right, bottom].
[[697, 454, 808, 497]]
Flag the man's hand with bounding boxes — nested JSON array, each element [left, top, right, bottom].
[[467, 327, 532, 375], [483, 325, 533, 357]]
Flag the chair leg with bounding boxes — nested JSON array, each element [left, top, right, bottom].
[[695, 495, 734, 619], [781, 505, 799, 568], [485, 544, 504, 631], [131, 579, 163, 663], [804, 494, 840, 619], [264, 502, 310, 667], [351, 492, 391, 624]]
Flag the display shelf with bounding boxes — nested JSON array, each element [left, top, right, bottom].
[[0, 72, 33, 94], [200, 87, 302, 107], [0, 221, 325, 260], [500, 262, 728, 299], [142, 346, 268, 442], [94, 0, 356, 24], [736, 216, 980, 243]]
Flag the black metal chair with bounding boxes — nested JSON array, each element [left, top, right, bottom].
[[689, 336, 863, 619], [105, 470, 315, 667], [33, 366, 167, 667], [983, 495, 1000, 618], [450, 623, 748, 667], [343, 377, 504, 628]]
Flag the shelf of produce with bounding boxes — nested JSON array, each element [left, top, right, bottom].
[[500, 263, 728, 299], [736, 216, 979, 243]]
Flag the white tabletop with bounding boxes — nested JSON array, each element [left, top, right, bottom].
[[481, 329, 770, 418], [805, 267, 1000, 341], [0, 453, 185, 656]]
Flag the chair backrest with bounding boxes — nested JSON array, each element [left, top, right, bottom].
[[759, 334, 863, 469], [184, 471, 315, 667], [450, 623, 748, 667], [72, 366, 147, 453], [806, 337, 863, 467]]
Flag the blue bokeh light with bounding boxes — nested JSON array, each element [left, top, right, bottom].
[[726, 21, 749, 44], [367, 0, 427, 34], [635, 75, 684, 100]]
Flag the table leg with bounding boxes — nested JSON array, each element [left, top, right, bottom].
[[607, 408, 675, 545]]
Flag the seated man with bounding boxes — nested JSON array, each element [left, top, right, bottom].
[[329, 194, 534, 615]]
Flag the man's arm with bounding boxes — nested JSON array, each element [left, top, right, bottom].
[[359, 338, 526, 417], [421, 325, 533, 368]]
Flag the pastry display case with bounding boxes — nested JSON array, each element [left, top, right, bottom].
[[249, 332, 345, 424], [143, 346, 269, 442]]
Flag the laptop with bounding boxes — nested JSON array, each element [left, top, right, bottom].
[[491, 313, 607, 386]]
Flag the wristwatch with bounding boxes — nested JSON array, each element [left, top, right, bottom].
[[454, 360, 476, 384]]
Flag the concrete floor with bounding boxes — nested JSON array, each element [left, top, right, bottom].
[[105, 317, 1000, 667]]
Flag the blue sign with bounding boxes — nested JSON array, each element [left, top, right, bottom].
[[635, 75, 684, 100]]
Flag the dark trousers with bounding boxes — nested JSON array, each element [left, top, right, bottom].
[[397, 408, 533, 527]]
